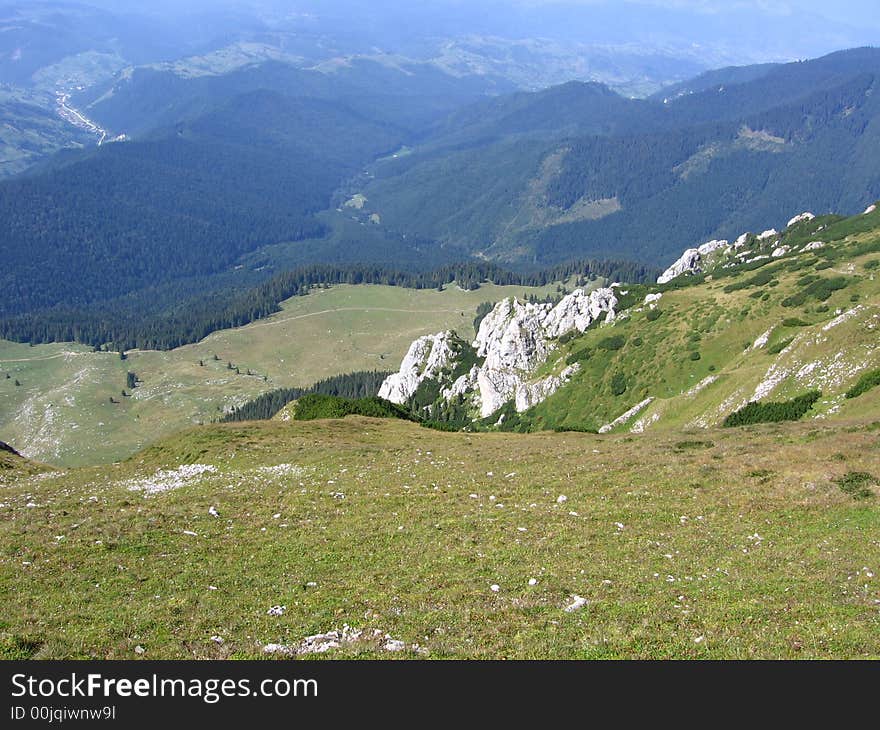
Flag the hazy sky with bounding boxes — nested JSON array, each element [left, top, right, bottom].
[[518, 0, 876, 22], [67, 0, 879, 26], [51, 0, 880, 52]]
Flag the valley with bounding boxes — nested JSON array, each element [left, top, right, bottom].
[[0, 281, 562, 467], [1, 1, 879, 666]]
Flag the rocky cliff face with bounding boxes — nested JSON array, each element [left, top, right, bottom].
[[379, 287, 619, 418], [378, 332, 460, 404], [472, 288, 618, 416]]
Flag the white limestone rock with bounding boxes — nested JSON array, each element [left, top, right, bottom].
[[757, 229, 778, 241], [733, 233, 750, 248], [474, 298, 553, 384], [771, 245, 790, 258], [378, 332, 458, 404], [787, 212, 815, 228], [643, 292, 663, 308], [697, 239, 729, 256], [543, 287, 618, 338], [802, 241, 825, 251], [863, 204, 876, 215], [473, 289, 616, 417], [751, 327, 774, 350], [442, 365, 479, 401], [599, 397, 654, 433], [514, 364, 580, 413], [477, 366, 525, 418], [657, 240, 729, 285], [384, 287, 618, 420], [657, 248, 701, 284]]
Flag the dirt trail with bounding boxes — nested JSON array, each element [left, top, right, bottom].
[[223, 307, 467, 332], [0, 351, 80, 364]]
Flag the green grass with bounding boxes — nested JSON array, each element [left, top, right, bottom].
[[521, 217, 880, 435], [1, 416, 877, 659], [0, 281, 562, 467]]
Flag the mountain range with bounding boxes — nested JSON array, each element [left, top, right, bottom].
[[2, 46, 880, 353]]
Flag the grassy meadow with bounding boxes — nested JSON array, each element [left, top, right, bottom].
[[0, 281, 561, 467], [0, 416, 877, 659]]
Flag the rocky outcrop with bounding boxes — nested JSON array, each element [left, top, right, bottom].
[[472, 288, 617, 417], [543, 288, 618, 338], [378, 332, 459, 404], [599, 397, 654, 433], [657, 248, 701, 284], [787, 212, 815, 228], [771, 245, 790, 258], [475, 298, 554, 375], [514, 365, 580, 412], [442, 365, 479, 401], [379, 287, 618, 419], [657, 239, 728, 284]]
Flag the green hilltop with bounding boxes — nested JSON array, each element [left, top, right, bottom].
[[363, 204, 880, 436]]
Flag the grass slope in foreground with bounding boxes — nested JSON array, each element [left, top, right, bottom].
[[1, 416, 877, 659], [0, 281, 562, 467]]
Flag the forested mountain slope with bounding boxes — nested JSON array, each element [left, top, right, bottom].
[[357, 48, 880, 265], [77, 58, 514, 140], [3, 48, 880, 352], [0, 90, 405, 318]]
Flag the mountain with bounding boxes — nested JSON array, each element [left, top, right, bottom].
[[77, 57, 515, 141], [0, 51, 525, 322], [8, 0, 877, 182], [375, 203, 880, 432], [4, 47, 880, 356], [648, 63, 781, 102], [0, 89, 405, 318], [354, 48, 880, 267]]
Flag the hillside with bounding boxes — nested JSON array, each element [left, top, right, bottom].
[[0, 440, 44, 480], [357, 48, 880, 266], [4, 48, 880, 353], [0, 280, 567, 466], [376, 204, 880, 433], [0, 416, 877, 659]]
